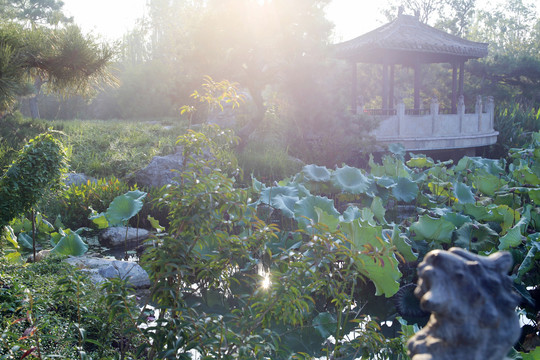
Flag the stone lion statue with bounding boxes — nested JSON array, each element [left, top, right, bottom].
[[407, 247, 521, 360]]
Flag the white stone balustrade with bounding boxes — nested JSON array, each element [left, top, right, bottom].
[[370, 95, 498, 151]]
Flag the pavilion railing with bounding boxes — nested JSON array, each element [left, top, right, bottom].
[[365, 95, 496, 139]]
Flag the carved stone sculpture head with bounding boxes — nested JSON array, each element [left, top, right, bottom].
[[407, 247, 521, 360]]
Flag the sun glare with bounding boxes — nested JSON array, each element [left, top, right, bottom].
[[261, 271, 272, 289]]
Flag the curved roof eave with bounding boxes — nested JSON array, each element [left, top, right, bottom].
[[334, 14, 488, 63]]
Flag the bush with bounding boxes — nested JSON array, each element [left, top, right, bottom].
[[0, 131, 68, 228]]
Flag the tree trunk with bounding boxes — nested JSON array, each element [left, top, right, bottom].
[[29, 75, 43, 119]]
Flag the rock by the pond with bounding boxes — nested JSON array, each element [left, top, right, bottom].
[[64, 173, 97, 186], [64, 256, 150, 288], [130, 151, 185, 188], [99, 227, 150, 248], [130, 144, 215, 188]]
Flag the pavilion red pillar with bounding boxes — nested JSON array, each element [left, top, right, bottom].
[[351, 61, 357, 114], [414, 63, 421, 112], [382, 63, 389, 112], [451, 63, 458, 113]]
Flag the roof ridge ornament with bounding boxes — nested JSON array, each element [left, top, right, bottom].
[[398, 5, 404, 17]]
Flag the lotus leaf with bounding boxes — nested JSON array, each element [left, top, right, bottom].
[[375, 176, 397, 189], [410, 215, 455, 243], [472, 169, 507, 196], [331, 165, 372, 194], [392, 177, 418, 203], [371, 197, 386, 224], [388, 143, 405, 158], [274, 195, 301, 219], [454, 222, 498, 252], [406, 156, 434, 168], [453, 182, 475, 204], [384, 226, 417, 262], [340, 206, 362, 223], [302, 164, 331, 182], [498, 225, 524, 250], [518, 236, 540, 279], [456, 156, 505, 176], [513, 167, 540, 186], [260, 186, 298, 206], [340, 220, 402, 296], [314, 207, 340, 232], [51, 229, 88, 256], [529, 189, 540, 204], [441, 212, 472, 227], [428, 181, 454, 199], [106, 192, 146, 226], [356, 252, 401, 297], [294, 195, 338, 229]]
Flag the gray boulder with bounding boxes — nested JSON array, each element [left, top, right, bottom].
[[99, 227, 150, 248], [130, 152, 185, 188], [64, 173, 97, 187], [64, 256, 150, 288]]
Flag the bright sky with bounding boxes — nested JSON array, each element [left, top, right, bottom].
[[61, 0, 388, 42], [62, 0, 526, 43]]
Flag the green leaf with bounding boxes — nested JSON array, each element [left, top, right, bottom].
[[51, 229, 88, 256], [406, 155, 434, 168], [89, 211, 109, 229], [392, 177, 418, 203], [388, 143, 405, 158], [513, 166, 540, 186], [147, 215, 165, 233], [370, 197, 386, 224], [314, 207, 340, 232], [356, 252, 401, 297], [260, 185, 298, 205], [454, 222, 498, 252], [499, 226, 524, 250], [453, 182, 475, 204], [472, 169, 507, 196], [272, 195, 299, 219], [106, 192, 146, 226], [341, 221, 402, 296], [17, 232, 33, 250], [518, 238, 540, 279], [442, 212, 472, 227], [312, 312, 337, 339], [410, 215, 455, 243], [521, 344, 540, 360], [302, 164, 331, 182], [340, 206, 362, 222], [3, 226, 19, 249], [294, 195, 339, 229], [386, 226, 417, 262], [331, 165, 372, 194]]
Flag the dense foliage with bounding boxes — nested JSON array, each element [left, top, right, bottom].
[[0, 132, 67, 228]]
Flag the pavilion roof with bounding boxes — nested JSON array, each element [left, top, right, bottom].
[[334, 14, 488, 64]]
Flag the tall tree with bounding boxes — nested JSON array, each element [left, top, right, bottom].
[[0, 0, 72, 27], [0, 0, 113, 119], [0, 23, 115, 118]]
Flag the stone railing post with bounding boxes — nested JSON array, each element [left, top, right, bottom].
[[487, 96, 495, 130], [430, 97, 439, 134], [476, 95, 483, 131], [458, 95, 465, 133], [396, 98, 405, 136]]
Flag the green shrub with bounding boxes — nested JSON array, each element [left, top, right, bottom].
[[0, 131, 68, 228], [43, 177, 132, 229]]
